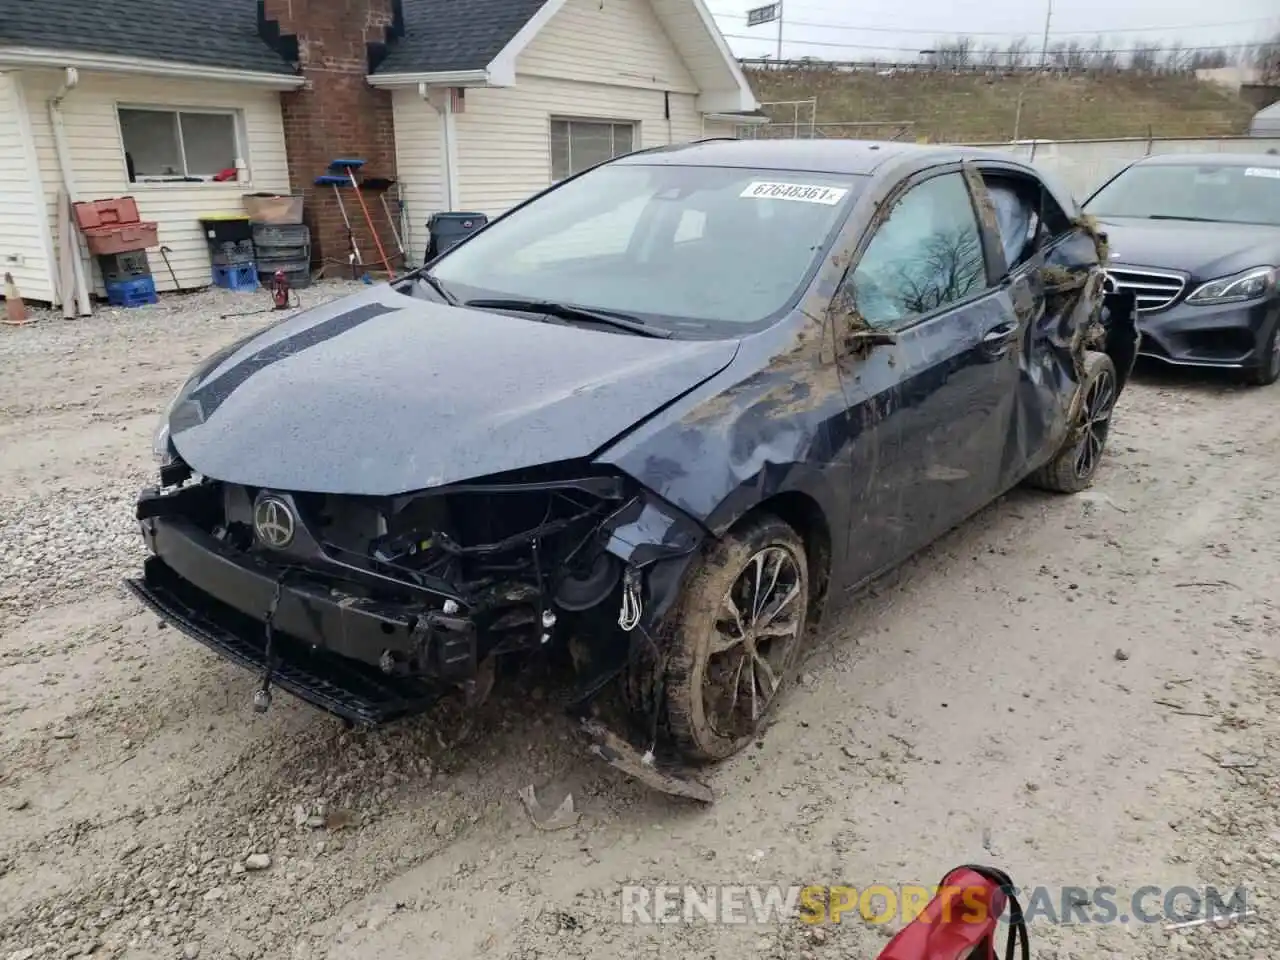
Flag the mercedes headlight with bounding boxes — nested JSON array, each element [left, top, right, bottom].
[[1185, 266, 1276, 305]]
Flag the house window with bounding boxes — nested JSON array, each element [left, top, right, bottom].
[[117, 107, 243, 183], [550, 119, 636, 181]]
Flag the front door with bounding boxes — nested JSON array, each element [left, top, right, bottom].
[[831, 168, 1023, 577]]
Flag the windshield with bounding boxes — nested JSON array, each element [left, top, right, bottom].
[[1084, 162, 1280, 227], [427, 163, 864, 334]]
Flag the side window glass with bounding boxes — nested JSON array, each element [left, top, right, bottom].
[[847, 173, 988, 329], [1039, 191, 1073, 239], [983, 176, 1041, 269]]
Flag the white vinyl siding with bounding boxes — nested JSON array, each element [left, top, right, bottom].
[[19, 69, 290, 295], [390, 88, 445, 270], [517, 0, 696, 92], [389, 0, 736, 263], [700, 120, 739, 139], [452, 76, 701, 221], [0, 73, 56, 302]]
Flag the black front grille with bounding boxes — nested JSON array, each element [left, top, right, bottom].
[[1104, 265, 1187, 313]]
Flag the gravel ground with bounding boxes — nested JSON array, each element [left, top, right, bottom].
[[1, 282, 1278, 960]]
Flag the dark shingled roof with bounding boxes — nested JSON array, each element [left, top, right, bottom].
[[373, 0, 549, 74], [0, 0, 296, 76]]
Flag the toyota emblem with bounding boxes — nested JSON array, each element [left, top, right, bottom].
[[254, 495, 296, 549]]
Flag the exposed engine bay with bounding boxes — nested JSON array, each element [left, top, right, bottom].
[[131, 457, 706, 732]]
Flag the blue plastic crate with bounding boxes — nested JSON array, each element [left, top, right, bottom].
[[105, 275, 158, 308], [212, 262, 258, 291]]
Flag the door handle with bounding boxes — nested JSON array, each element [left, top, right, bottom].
[[982, 321, 1018, 344]]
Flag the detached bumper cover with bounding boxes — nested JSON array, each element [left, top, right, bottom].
[[1137, 298, 1278, 369]]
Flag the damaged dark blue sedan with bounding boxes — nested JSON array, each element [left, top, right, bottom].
[[129, 140, 1137, 789]]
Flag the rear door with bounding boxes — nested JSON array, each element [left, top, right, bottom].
[[974, 162, 1102, 484], [830, 165, 1022, 576]]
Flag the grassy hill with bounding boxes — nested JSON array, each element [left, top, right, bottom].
[[745, 69, 1259, 142]]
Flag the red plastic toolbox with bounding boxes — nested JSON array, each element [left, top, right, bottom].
[[74, 197, 141, 231], [84, 222, 158, 255]]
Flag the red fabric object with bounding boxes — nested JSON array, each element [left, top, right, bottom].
[[213, 168, 239, 182], [875, 867, 1007, 960]]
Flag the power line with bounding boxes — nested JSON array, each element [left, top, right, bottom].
[[719, 32, 1262, 54], [710, 10, 1278, 38]]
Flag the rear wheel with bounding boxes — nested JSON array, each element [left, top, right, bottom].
[[1027, 350, 1118, 494], [664, 515, 810, 762], [1241, 322, 1280, 387]]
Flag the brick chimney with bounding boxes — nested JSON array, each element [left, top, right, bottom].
[[260, 0, 402, 274]]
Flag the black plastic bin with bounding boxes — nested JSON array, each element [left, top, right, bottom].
[[98, 250, 151, 284], [425, 212, 488, 262]]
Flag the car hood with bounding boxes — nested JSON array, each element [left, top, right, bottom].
[[1091, 216, 1280, 280], [167, 285, 739, 496]]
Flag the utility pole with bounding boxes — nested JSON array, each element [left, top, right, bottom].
[[1038, 0, 1053, 68], [776, 1, 784, 65]]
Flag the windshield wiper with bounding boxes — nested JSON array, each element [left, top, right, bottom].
[[463, 298, 672, 338], [417, 272, 458, 304], [1145, 214, 1217, 222]]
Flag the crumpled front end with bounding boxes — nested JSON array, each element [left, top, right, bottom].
[[126, 456, 707, 727]]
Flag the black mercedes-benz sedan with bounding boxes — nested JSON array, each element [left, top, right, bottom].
[[1082, 152, 1280, 385], [128, 139, 1136, 787]]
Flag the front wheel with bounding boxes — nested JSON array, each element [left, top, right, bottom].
[[1241, 322, 1280, 387], [664, 515, 810, 763], [1027, 350, 1118, 494]]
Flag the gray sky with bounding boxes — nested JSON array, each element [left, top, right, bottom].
[[709, 0, 1280, 62]]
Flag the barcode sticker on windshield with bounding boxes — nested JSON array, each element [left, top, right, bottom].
[[740, 181, 849, 204], [1244, 167, 1280, 179]]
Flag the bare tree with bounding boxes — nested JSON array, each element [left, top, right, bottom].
[[1129, 42, 1160, 72], [904, 34, 1242, 75], [1002, 37, 1030, 69], [1162, 41, 1192, 73], [1093, 37, 1121, 72], [1187, 49, 1230, 70], [925, 36, 975, 68], [1250, 31, 1280, 83]]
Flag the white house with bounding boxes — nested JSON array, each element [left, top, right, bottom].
[[369, 0, 762, 260], [0, 0, 761, 310]]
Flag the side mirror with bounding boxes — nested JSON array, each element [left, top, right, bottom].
[[845, 328, 899, 347], [833, 285, 899, 348]]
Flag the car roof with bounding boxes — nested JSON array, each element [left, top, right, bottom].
[[1130, 152, 1280, 168], [614, 138, 1025, 176]]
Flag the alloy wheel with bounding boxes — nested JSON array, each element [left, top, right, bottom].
[[703, 546, 804, 739], [1074, 367, 1116, 481]]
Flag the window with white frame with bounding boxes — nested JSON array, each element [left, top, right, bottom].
[[117, 106, 244, 183], [550, 118, 636, 181]]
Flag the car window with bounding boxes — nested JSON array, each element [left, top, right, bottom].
[[512, 195, 648, 268], [983, 176, 1041, 269], [1084, 162, 1280, 227], [847, 172, 988, 329], [428, 163, 866, 334]]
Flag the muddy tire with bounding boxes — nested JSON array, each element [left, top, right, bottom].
[[664, 514, 810, 763], [1241, 322, 1280, 387], [1027, 350, 1118, 494]]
